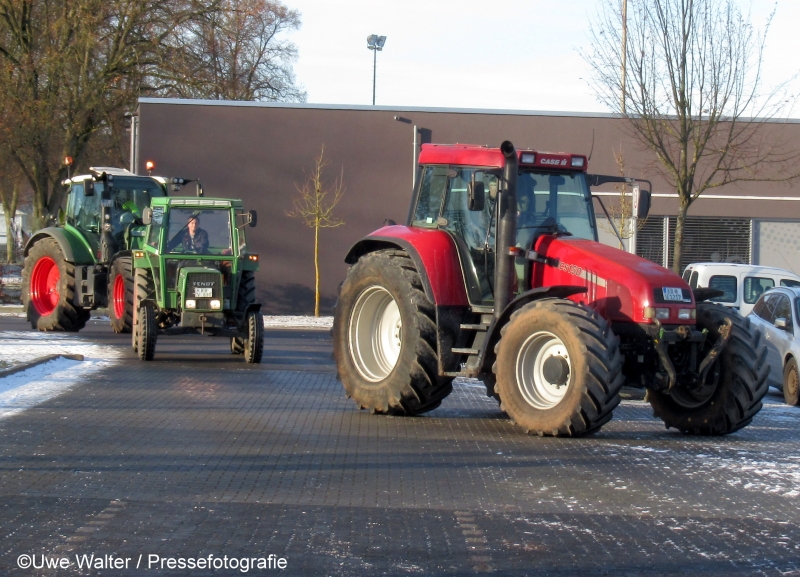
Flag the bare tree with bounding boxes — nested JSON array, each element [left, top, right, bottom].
[[598, 148, 648, 249], [157, 0, 306, 101], [287, 146, 345, 317], [0, 0, 220, 229], [585, 0, 799, 272]]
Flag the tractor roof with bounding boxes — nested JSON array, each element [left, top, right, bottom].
[[151, 197, 243, 208], [417, 143, 588, 172]]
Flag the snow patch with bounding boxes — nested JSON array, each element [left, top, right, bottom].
[[263, 315, 332, 329], [0, 331, 121, 419]]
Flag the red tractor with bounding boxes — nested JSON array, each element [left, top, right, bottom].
[[333, 141, 769, 436]]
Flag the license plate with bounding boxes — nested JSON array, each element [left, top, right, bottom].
[[662, 287, 684, 301], [194, 287, 212, 298]]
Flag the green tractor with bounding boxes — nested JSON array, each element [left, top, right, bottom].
[[21, 167, 173, 332], [131, 196, 263, 362]]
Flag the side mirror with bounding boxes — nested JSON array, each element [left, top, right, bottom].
[[248, 210, 257, 227], [775, 317, 788, 330], [468, 175, 485, 212], [636, 188, 651, 219], [142, 207, 152, 225], [84, 182, 95, 196]]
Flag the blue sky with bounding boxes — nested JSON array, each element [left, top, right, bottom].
[[285, 0, 800, 114]]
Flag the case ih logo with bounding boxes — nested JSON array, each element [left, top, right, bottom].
[[192, 281, 215, 287], [540, 157, 567, 166]]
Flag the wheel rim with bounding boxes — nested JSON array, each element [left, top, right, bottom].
[[30, 256, 60, 316], [787, 366, 799, 400], [516, 331, 571, 409], [113, 274, 126, 319], [349, 286, 402, 382]]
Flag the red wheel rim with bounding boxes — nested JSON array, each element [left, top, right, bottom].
[[113, 274, 126, 319], [30, 256, 60, 316]]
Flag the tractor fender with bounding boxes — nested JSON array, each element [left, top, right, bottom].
[[344, 226, 469, 307], [244, 303, 262, 313], [479, 285, 588, 373], [24, 227, 96, 264]]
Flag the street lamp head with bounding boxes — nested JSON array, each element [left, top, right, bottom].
[[367, 34, 387, 51]]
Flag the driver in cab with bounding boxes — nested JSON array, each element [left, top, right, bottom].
[[168, 214, 209, 254]]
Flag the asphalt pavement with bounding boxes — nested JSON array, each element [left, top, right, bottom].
[[0, 316, 799, 576]]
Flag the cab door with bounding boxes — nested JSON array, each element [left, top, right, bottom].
[[750, 293, 784, 384]]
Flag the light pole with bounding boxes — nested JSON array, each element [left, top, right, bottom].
[[366, 34, 387, 105]]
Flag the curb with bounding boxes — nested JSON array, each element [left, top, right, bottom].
[[0, 354, 85, 379]]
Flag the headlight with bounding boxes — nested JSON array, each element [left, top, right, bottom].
[[210, 299, 221, 310], [678, 308, 695, 320], [185, 299, 196, 309], [644, 306, 670, 319]]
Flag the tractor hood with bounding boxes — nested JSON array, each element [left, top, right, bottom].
[[532, 235, 695, 325]]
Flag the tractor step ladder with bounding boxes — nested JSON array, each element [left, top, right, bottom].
[[449, 314, 493, 376]]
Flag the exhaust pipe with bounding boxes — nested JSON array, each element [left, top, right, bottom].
[[494, 140, 518, 318]]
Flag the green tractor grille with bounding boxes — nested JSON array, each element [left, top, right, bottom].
[[187, 272, 222, 309]]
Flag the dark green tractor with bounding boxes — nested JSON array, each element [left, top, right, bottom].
[[131, 196, 263, 362], [21, 167, 170, 332]]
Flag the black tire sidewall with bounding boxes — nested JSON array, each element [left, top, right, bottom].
[[648, 302, 768, 433]]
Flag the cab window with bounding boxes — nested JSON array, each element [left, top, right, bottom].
[[744, 276, 774, 304], [689, 271, 699, 289], [708, 275, 736, 303], [412, 166, 448, 227], [781, 278, 800, 288]]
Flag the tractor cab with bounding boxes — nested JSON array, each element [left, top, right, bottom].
[[411, 145, 597, 306], [64, 168, 167, 258]]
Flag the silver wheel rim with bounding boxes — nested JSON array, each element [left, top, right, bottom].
[[516, 331, 571, 409], [349, 286, 402, 382]]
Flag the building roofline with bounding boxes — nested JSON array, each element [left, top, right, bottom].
[[137, 97, 800, 123], [137, 97, 619, 119]]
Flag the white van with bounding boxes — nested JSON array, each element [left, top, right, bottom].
[[682, 263, 800, 317]]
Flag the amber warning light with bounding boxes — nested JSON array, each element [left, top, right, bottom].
[[145, 160, 155, 174]]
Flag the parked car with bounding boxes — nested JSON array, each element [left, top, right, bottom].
[[682, 263, 800, 317], [747, 286, 800, 406]]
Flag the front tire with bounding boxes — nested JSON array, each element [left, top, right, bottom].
[[132, 268, 154, 353], [333, 250, 453, 415], [647, 302, 769, 434], [784, 358, 800, 406], [493, 299, 623, 436], [22, 238, 89, 332], [136, 301, 157, 361], [244, 310, 263, 363], [109, 256, 133, 333]]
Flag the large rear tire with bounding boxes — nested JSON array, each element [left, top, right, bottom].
[[493, 299, 623, 436], [22, 237, 89, 332], [647, 302, 769, 434], [109, 256, 133, 334], [333, 250, 453, 415]]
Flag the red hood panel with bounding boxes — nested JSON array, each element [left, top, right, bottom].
[[532, 236, 694, 325]]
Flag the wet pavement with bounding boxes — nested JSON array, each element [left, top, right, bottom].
[[0, 316, 798, 576]]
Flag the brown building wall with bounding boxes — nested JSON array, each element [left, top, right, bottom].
[[137, 99, 800, 313]]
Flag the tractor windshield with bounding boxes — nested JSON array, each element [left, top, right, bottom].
[[516, 171, 596, 243], [163, 208, 233, 256]]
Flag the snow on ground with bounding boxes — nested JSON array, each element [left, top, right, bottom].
[[0, 331, 122, 420], [263, 315, 333, 329]]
